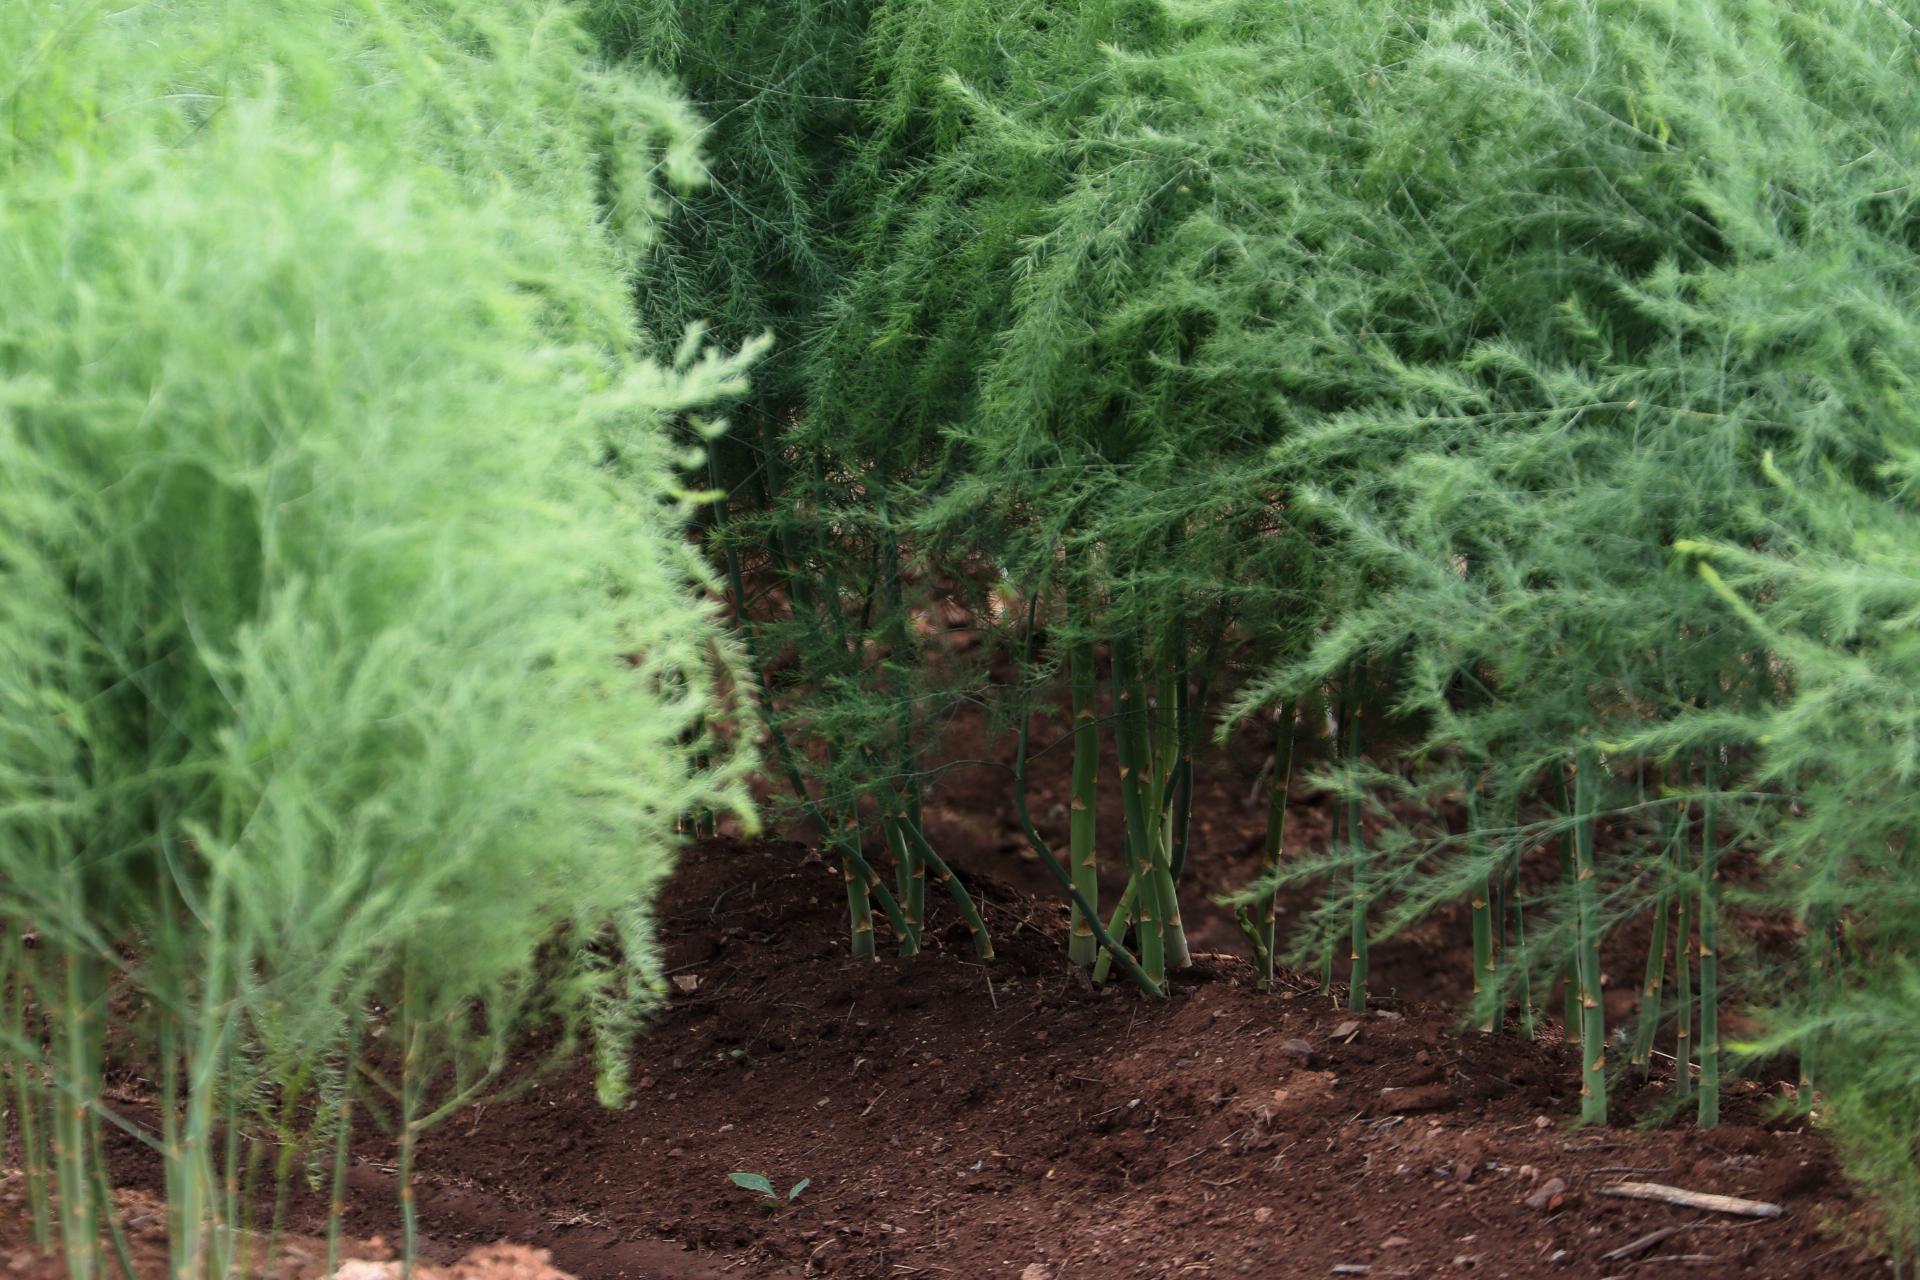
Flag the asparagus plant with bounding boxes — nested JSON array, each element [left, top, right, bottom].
[[1, 0, 754, 1268]]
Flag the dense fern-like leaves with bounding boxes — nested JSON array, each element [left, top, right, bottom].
[[1, 0, 751, 1264]]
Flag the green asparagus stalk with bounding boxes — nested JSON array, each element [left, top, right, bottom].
[[1698, 756, 1721, 1127], [1068, 636, 1101, 967], [1507, 845, 1535, 1039], [1571, 749, 1607, 1125], [1257, 704, 1299, 990], [898, 820, 994, 959], [1092, 877, 1141, 987], [1558, 771, 1581, 1049], [1630, 799, 1685, 1074], [1345, 697, 1368, 1013], [1467, 783, 1496, 1032], [1675, 800, 1695, 1100], [1113, 636, 1169, 983]]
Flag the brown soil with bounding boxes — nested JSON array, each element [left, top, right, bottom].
[[172, 834, 1875, 1280], [0, 1174, 572, 1280]]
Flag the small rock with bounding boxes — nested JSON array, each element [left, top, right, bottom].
[[1281, 1038, 1317, 1061], [1534, 1115, 1551, 1129], [1254, 1207, 1273, 1224], [1334, 1019, 1363, 1039], [670, 973, 701, 994], [335, 1262, 400, 1280], [1524, 1176, 1569, 1211], [1451, 1254, 1480, 1269], [1020, 1266, 1053, 1280], [1380, 1236, 1412, 1249], [1453, 1136, 1486, 1183]]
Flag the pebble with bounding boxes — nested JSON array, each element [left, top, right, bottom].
[[1525, 1176, 1569, 1210]]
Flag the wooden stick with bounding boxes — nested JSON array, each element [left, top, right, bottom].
[[1598, 1183, 1783, 1219], [1600, 1226, 1685, 1262]]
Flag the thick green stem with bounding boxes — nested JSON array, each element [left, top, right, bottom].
[[221, 1036, 241, 1278], [178, 879, 233, 1280], [1011, 598, 1161, 998], [1091, 877, 1140, 987], [1256, 704, 1298, 990], [1344, 698, 1367, 1013], [881, 529, 925, 935], [1466, 783, 1496, 1032], [1698, 757, 1721, 1128], [1320, 776, 1340, 998], [904, 795, 928, 943], [882, 817, 923, 956], [1151, 664, 1191, 970], [1068, 637, 1100, 967], [1675, 809, 1695, 1100], [827, 735, 876, 959], [88, 1108, 138, 1280], [1800, 902, 1836, 1111], [55, 949, 101, 1280], [1507, 846, 1535, 1039], [1571, 749, 1607, 1125], [1168, 669, 1197, 885], [326, 1024, 361, 1279], [1557, 781, 1581, 1048], [839, 818, 877, 961], [398, 1010, 421, 1279], [1112, 637, 1167, 983], [1631, 799, 1684, 1073], [898, 820, 993, 959]]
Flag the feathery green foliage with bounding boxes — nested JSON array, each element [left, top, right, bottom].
[[626, 0, 1920, 1252], [1, 0, 751, 1269]]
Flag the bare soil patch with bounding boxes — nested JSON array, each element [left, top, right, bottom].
[[216, 835, 1881, 1280]]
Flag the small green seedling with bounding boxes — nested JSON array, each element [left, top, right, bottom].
[[727, 1171, 810, 1208]]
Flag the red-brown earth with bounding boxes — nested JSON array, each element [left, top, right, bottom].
[[269, 833, 1876, 1279]]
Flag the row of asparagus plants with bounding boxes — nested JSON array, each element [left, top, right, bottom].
[[2, 0, 754, 1272], [620, 0, 1920, 1259]]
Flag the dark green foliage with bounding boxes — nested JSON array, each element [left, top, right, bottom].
[[620, 0, 1920, 1251], [599, 0, 995, 959]]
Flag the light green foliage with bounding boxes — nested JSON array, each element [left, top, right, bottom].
[[1, 0, 752, 1268], [1688, 456, 1920, 1243]]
